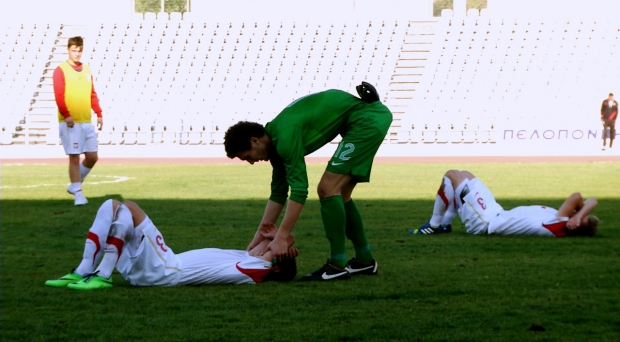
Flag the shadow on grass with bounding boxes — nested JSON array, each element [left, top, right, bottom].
[[2, 197, 619, 341]]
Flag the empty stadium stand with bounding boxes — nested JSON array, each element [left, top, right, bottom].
[[1, 5, 619, 157], [2, 17, 409, 146], [397, 15, 620, 145]]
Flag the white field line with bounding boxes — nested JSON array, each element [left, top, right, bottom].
[[0, 175, 132, 189]]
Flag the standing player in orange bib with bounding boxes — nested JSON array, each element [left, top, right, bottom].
[[53, 36, 103, 206]]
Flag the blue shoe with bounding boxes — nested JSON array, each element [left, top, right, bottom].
[[438, 224, 452, 233], [410, 222, 452, 235]]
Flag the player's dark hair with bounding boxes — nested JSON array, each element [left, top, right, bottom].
[[264, 256, 297, 282], [610, 93, 614, 97], [223, 121, 266, 158], [67, 36, 84, 49]]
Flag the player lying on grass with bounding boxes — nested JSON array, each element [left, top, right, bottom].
[[413, 170, 599, 237], [45, 199, 298, 290]]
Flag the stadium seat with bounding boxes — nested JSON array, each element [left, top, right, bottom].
[[0, 130, 13, 145]]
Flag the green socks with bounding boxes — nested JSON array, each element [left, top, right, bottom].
[[320, 195, 347, 268], [344, 199, 374, 263], [320, 196, 374, 268]]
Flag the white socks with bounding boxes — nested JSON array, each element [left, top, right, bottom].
[[79, 163, 92, 182], [75, 199, 114, 276], [429, 176, 455, 227], [68, 182, 82, 194], [95, 205, 134, 279]]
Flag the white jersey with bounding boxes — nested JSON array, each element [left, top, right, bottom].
[[115, 216, 272, 286], [116, 217, 183, 286], [176, 249, 272, 285], [488, 206, 569, 237]]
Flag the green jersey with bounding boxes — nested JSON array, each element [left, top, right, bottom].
[[266, 89, 366, 204]]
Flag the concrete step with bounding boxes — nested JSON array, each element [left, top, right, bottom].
[[398, 51, 431, 59]]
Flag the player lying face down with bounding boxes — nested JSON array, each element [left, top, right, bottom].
[[413, 170, 599, 237], [45, 200, 298, 290]]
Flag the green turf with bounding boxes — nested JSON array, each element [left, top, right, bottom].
[[2, 162, 619, 341]]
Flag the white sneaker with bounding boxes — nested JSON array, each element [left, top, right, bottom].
[[74, 191, 88, 206]]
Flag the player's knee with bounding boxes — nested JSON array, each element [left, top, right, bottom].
[[121, 200, 139, 212], [444, 169, 461, 180], [68, 155, 80, 165], [122, 200, 147, 227], [317, 183, 337, 198], [111, 200, 121, 213], [86, 154, 99, 164], [461, 171, 475, 180]]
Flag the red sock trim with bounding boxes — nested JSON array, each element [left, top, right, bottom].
[[87, 232, 100, 266], [105, 236, 125, 261], [437, 190, 449, 208]]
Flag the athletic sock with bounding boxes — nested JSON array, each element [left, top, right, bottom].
[[75, 199, 114, 276], [95, 241, 120, 279], [79, 163, 92, 182], [68, 182, 82, 194], [95, 205, 133, 279], [344, 199, 374, 263], [441, 198, 457, 226], [320, 195, 347, 269], [430, 176, 454, 227]]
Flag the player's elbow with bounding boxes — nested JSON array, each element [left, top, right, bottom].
[[570, 192, 583, 201], [586, 197, 598, 207]]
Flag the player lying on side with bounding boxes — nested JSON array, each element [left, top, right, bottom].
[[413, 170, 599, 237], [45, 199, 298, 290]]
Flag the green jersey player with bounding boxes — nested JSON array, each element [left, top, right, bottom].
[[224, 83, 393, 281]]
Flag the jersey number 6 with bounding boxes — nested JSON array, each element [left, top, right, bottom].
[[477, 197, 486, 210], [156, 235, 168, 252]]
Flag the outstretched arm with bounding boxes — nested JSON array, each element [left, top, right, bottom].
[[264, 200, 303, 260], [247, 200, 284, 251], [557, 193, 598, 230]]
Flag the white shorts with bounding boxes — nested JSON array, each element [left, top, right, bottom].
[[116, 217, 183, 287], [457, 178, 504, 235], [59, 122, 98, 155]]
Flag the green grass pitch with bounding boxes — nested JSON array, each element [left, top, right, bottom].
[[2, 161, 620, 341]]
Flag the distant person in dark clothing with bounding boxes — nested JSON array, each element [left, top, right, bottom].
[[601, 93, 618, 150]]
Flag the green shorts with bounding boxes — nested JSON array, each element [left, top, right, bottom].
[[326, 101, 393, 182]]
